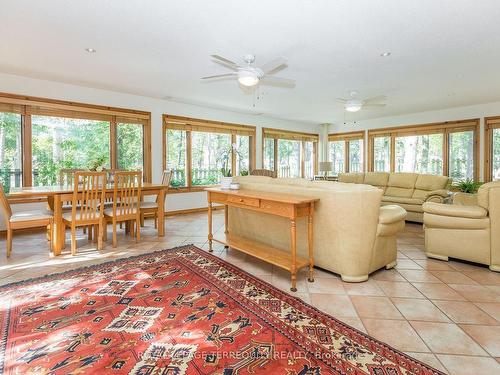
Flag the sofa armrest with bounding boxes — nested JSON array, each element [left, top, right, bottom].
[[422, 202, 487, 219], [423, 189, 449, 203]]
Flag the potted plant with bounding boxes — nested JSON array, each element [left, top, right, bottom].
[[453, 178, 483, 205], [219, 167, 232, 189]]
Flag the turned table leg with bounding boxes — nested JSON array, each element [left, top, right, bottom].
[[290, 218, 297, 292], [308, 202, 315, 283], [208, 201, 213, 252], [224, 204, 229, 249]]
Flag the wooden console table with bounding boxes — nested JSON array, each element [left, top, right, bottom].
[[205, 187, 319, 292]]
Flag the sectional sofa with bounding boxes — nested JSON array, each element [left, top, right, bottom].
[[230, 176, 406, 282], [338, 172, 452, 222]]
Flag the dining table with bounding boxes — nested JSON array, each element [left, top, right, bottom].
[[7, 182, 167, 255]]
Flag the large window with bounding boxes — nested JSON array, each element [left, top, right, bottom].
[[328, 131, 365, 174], [372, 136, 390, 172], [395, 134, 443, 175], [0, 93, 151, 193], [0, 111, 22, 193], [485, 117, 500, 181], [32, 116, 111, 185], [117, 122, 144, 172], [262, 128, 318, 178], [369, 119, 479, 182], [163, 115, 256, 191]]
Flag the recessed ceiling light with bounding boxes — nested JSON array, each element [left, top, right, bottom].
[[380, 52, 391, 57], [85, 48, 97, 53]]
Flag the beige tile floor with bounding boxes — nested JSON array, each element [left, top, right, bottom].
[[1, 211, 500, 374]]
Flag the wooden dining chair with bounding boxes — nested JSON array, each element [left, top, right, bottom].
[[62, 171, 106, 255], [59, 168, 85, 186], [103, 171, 142, 248], [140, 170, 171, 229], [0, 183, 53, 257]]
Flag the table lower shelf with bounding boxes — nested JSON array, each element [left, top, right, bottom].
[[213, 234, 310, 272]]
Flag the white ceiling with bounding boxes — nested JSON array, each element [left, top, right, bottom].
[[1, 0, 500, 123]]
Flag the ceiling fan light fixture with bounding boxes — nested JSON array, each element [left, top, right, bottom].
[[345, 100, 362, 112], [237, 70, 259, 87]]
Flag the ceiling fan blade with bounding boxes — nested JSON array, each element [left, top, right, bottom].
[[363, 103, 386, 107], [210, 55, 239, 70], [200, 73, 236, 80], [259, 57, 288, 74], [336, 98, 348, 103], [260, 76, 295, 87], [363, 95, 387, 104]]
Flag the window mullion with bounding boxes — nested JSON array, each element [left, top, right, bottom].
[[22, 113, 32, 187], [110, 117, 117, 170], [187, 130, 192, 189]]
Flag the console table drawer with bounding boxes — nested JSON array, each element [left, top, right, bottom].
[[227, 195, 260, 207]]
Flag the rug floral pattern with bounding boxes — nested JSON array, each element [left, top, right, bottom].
[[0, 245, 443, 374]]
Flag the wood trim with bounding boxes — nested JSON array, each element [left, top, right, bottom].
[[165, 205, 224, 216], [0, 92, 150, 120], [367, 118, 480, 179], [164, 114, 256, 135], [22, 114, 32, 187], [262, 127, 319, 142], [328, 130, 365, 141], [485, 116, 500, 181], [367, 118, 479, 137], [1, 92, 152, 187]]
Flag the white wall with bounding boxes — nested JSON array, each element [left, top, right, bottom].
[[329, 101, 500, 181], [0, 72, 318, 228]]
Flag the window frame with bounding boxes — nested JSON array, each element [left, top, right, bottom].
[[162, 114, 256, 193], [0, 93, 151, 192], [261, 127, 319, 178], [367, 119, 479, 181], [328, 130, 366, 173], [485, 116, 500, 182]]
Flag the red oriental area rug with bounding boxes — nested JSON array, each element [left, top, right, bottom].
[[0, 245, 443, 374]]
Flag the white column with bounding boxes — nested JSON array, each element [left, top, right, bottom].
[[318, 123, 330, 162]]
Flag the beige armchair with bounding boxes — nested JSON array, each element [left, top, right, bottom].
[[423, 181, 500, 271]]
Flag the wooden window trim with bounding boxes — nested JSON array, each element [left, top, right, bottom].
[[0, 92, 152, 185], [485, 116, 500, 182], [328, 130, 366, 173], [262, 127, 319, 178], [163, 114, 256, 193], [367, 119, 479, 180]]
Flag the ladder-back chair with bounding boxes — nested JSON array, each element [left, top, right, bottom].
[[62, 171, 106, 255], [1, 183, 53, 257], [140, 170, 171, 230], [103, 171, 142, 247]]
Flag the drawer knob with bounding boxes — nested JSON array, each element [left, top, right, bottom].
[[239, 198, 244, 202]]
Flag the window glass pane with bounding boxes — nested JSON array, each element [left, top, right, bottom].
[[329, 141, 345, 174], [449, 130, 474, 182], [278, 139, 301, 178], [493, 128, 500, 181], [395, 133, 443, 174], [373, 136, 390, 172], [263, 138, 275, 170], [348, 139, 363, 172], [303, 141, 314, 179], [117, 123, 143, 172], [166, 129, 187, 187], [32, 115, 110, 186], [0, 112, 22, 193], [191, 131, 231, 186], [235, 135, 250, 176]]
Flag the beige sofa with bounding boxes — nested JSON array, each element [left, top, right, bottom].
[[338, 172, 451, 222], [423, 181, 500, 272], [230, 176, 406, 282]]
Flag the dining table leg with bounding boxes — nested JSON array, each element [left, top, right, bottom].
[[52, 194, 63, 256], [157, 187, 165, 237]]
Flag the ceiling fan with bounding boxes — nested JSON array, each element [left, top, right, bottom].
[[201, 54, 295, 88], [337, 91, 386, 112]]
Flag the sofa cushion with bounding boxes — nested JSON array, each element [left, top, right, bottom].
[[273, 177, 312, 187], [382, 196, 424, 205], [415, 174, 450, 191], [423, 202, 488, 219], [385, 173, 417, 198], [364, 172, 389, 187], [381, 201, 423, 213], [338, 173, 365, 184]]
